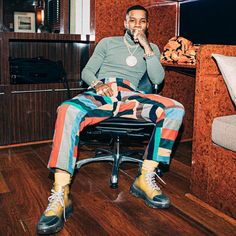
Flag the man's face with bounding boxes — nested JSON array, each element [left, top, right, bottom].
[[124, 9, 149, 37]]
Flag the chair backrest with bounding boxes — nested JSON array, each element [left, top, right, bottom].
[[137, 72, 153, 94]]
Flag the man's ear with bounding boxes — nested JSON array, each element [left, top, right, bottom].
[[124, 20, 128, 29]]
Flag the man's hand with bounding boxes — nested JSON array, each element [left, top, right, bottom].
[[133, 28, 148, 46], [95, 83, 113, 96], [133, 28, 154, 56]]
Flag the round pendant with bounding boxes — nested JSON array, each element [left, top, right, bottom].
[[126, 55, 137, 67]]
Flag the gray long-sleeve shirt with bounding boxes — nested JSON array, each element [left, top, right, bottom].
[[81, 32, 165, 89]]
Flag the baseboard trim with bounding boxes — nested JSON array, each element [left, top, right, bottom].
[[0, 140, 52, 150], [185, 193, 236, 226]]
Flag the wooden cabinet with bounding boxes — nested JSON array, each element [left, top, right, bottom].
[[0, 33, 95, 146], [0, 86, 10, 145], [0, 0, 96, 146]]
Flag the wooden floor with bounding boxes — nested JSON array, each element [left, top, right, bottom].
[[0, 141, 235, 236]]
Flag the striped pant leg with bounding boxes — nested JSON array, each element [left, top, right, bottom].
[[123, 93, 185, 165], [48, 91, 114, 175], [145, 106, 185, 164]]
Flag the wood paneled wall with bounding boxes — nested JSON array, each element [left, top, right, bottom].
[[95, 0, 177, 51]]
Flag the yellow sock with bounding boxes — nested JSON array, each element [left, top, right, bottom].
[[142, 160, 159, 171], [54, 172, 71, 186]]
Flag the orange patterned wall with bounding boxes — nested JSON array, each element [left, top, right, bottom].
[[95, 0, 177, 51]]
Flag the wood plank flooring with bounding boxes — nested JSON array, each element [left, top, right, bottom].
[[0, 141, 235, 236]]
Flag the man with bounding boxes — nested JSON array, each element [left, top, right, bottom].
[[37, 5, 185, 235]]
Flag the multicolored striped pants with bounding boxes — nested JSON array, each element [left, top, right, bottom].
[[48, 78, 185, 175]]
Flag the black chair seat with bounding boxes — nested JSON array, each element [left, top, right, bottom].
[[91, 117, 154, 137], [96, 117, 154, 127]]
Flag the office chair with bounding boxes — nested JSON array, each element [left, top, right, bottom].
[[76, 73, 159, 188]]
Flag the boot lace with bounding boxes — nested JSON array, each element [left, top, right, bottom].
[[144, 171, 166, 192], [45, 188, 66, 221]]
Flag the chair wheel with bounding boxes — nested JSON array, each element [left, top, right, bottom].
[[110, 182, 118, 189], [110, 176, 118, 189]]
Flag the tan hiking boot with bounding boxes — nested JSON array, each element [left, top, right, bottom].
[[37, 184, 73, 234], [130, 160, 170, 208]]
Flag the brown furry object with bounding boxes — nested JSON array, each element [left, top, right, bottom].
[[161, 36, 199, 65]]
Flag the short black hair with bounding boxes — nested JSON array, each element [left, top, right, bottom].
[[126, 5, 148, 20]]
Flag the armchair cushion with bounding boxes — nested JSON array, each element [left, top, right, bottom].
[[212, 54, 236, 106], [212, 115, 236, 152]]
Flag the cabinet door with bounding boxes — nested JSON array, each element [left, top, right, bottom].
[[9, 85, 81, 144], [0, 86, 10, 145], [10, 88, 55, 144]]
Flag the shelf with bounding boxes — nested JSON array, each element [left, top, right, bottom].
[[0, 32, 95, 42], [161, 61, 196, 69], [161, 62, 196, 77]]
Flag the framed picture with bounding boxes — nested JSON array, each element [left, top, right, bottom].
[[14, 12, 36, 33]]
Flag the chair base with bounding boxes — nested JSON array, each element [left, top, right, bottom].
[[76, 137, 144, 188]]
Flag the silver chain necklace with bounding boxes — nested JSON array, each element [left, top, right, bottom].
[[123, 37, 139, 67]]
